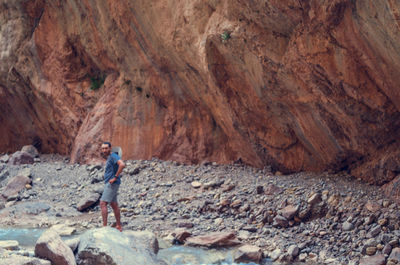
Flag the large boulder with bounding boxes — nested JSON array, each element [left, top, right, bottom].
[[234, 244, 263, 263], [21, 145, 39, 157], [1, 175, 31, 199], [76, 227, 165, 265], [185, 232, 240, 248], [35, 229, 76, 265], [8, 151, 34, 165], [76, 192, 100, 211]]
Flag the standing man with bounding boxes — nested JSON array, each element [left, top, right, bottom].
[[100, 142, 125, 232]]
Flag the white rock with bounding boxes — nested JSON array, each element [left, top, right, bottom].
[[0, 240, 19, 250]]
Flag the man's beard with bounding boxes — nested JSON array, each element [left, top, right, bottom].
[[101, 152, 109, 159]]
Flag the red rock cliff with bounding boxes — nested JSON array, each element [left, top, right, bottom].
[[0, 0, 399, 184]]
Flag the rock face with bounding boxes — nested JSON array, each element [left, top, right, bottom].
[[75, 227, 164, 265], [35, 229, 76, 265], [0, 0, 399, 184]]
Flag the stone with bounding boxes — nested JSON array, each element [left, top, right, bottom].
[[359, 255, 386, 265], [307, 193, 322, 205], [172, 228, 192, 244], [1, 175, 31, 199], [264, 184, 283, 195], [388, 248, 400, 264], [185, 232, 240, 247], [383, 244, 392, 255], [8, 151, 34, 165], [76, 227, 163, 265], [342, 221, 354, 231], [0, 255, 51, 265], [365, 201, 381, 213], [234, 244, 263, 263], [273, 215, 289, 228], [21, 145, 39, 157], [35, 229, 76, 265], [366, 246, 377, 255], [367, 225, 381, 238], [269, 248, 281, 261], [280, 205, 299, 220], [191, 181, 202, 188], [0, 240, 19, 250], [287, 245, 299, 258], [76, 192, 100, 211], [378, 218, 387, 226]]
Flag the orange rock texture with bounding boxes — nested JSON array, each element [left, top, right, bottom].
[[0, 0, 399, 184]]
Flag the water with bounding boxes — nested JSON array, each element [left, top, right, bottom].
[[0, 228, 44, 247], [0, 229, 271, 265]]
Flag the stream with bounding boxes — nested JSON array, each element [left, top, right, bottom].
[[0, 228, 271, 264]]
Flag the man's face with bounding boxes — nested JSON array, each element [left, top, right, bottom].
[[101, 144, 111, 158]]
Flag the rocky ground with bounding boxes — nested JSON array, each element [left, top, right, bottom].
[[1, 148, 400, 265]]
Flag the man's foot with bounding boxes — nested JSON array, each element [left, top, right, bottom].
[[116, 224, 122, 232]]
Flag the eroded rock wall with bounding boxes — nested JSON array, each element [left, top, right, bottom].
[[0, 0, 399, 184]]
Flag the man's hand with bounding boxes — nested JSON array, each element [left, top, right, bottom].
[[109, 177, 117, 184]]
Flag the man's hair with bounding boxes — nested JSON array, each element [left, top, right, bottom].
[[103, 141, 111, 147]]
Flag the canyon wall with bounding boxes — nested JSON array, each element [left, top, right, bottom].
[[0, 0, 399, 185]]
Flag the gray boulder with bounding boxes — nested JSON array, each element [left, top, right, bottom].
[[1, 175, 31, 199], [21, 145, 39, 157], [35, 229, 76, 265], [8, 151, 34, 165], [77, 192, 100, 211], [76, 227, 165, 265]]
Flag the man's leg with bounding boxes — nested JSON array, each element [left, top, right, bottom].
[[100, 201, 108, 226], [110, 201, 122, 231]]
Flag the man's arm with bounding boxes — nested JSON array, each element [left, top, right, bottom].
[[109, 160, 125, 183]]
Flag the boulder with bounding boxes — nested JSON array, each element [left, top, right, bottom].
[[76, 192, 100, 211], [0, 240, 19, 250], [21, 145, 39, 157], [172, 228, 192, 244], [273, 215, 289, 228], [76, 227, 165, 265], [234, 244, 263, 263], [124, 230, 159, 254], [359, 254, 386, 265], [0, 255, 51, 265], [35, 229, 76, 265], [8, 151, 34, 165], [280, 205, 299, 220], [1, 175, 31, 199], [388, 248, 400, 264], [185, 232, 240, 247]]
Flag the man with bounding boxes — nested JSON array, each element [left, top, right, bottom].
[[100, 142, 125, 232]]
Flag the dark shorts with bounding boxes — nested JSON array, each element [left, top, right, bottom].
[[100, 182, 120, 203]]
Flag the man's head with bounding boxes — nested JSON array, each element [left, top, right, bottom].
[[101, 142, 112, 158]]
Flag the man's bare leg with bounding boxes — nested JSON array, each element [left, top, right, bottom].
[[100, 201, 108, 226], [110, 201, 122, 231]]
